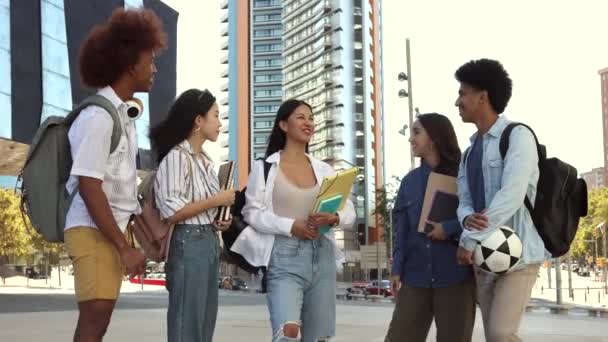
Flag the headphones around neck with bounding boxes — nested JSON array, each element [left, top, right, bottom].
[[125, 99, 143, 120]]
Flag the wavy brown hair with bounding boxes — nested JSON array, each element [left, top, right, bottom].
[[417, 113, 461, 177], [79, 8, 167, 88]]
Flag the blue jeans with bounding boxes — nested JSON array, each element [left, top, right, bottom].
[[166, 224, 219, 342], [266, 236, 336, 342]]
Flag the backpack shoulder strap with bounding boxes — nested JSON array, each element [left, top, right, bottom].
[[66, 95, 123, 154], [499, 122, 541, 160], [255, 158, 272, 184], [499, 122, 538, 213], [263, 161, 271, 183]]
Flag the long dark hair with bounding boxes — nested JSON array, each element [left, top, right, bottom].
[[264, 99, 312, 158], [417, 113, 461, 177], [149, 88, 216, 163]]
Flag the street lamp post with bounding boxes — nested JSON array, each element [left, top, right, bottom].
[[398, 38, 415, 171]]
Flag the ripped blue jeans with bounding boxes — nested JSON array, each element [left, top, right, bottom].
[[266, 235, 336, 342]]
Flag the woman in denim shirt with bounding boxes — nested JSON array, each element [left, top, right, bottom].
[[385, 113, 476, 342], [149, 89, 236, 342]]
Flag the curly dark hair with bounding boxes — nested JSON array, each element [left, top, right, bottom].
[[79, 8, 167, 88], [455, 58, 513, 114], [417, 113, 461, 177]]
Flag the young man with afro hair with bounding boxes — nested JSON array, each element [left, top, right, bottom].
[[454, 58, 547, 342], [63, 7, 166, 342]]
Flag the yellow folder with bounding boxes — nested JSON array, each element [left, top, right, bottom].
[[312, 167, 358, 213]]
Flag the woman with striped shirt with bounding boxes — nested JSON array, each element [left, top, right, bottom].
[[149, 88, 235, 342]]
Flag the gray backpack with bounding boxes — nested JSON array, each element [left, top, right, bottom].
[[19, 95, 122, 242]]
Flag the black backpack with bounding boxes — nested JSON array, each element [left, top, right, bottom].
[[500, 123, 588, 257], [221, 161, 271, 274]]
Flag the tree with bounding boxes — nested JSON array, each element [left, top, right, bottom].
[[0, 188, 32, 258], [0, 188, 32, 283], [570, 188, 608, 263], [0, 188, 64, 283], [374, 176, 402, 259]]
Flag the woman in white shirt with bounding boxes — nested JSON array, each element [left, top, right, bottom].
[[235, 99, 356, 342], [149, 88, 235, 342]]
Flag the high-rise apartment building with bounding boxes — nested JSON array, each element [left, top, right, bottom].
[[221, 0, 385, 268]]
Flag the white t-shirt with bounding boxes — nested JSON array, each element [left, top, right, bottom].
[[64, 86, 141, 232]]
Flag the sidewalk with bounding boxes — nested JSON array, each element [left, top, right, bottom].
[[531, 266, 608, 309], [0, 268, 166, 295]]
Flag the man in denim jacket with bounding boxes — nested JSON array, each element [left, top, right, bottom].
[[454, 59, 549, 342]]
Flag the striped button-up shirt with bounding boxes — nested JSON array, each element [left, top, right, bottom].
[[154, 140, 220, 225], [65, 86, 140, 232]]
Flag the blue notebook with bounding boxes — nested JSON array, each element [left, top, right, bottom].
[[315, 194, 343, 234]]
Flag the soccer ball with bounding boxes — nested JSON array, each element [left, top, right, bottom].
[[473, 226, 522, 274]]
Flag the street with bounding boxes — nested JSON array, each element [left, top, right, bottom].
[[2, 289, 608, 341]]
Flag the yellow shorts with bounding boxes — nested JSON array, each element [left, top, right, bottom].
[[65, 227, 125, 302]]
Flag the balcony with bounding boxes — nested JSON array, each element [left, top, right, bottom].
[[220, 110, 229, 120], [220, 54, 228, 64], [220, 96, 229, 106], [221, 68, 229, 78], [220, 26, 228, 37], [220, 82, 229, 92], [221, 40, 229, 50], [220, 138, 229, 148], [221, 12, 229, 23], [324, 35, 332, 49], [324, 17, 332, 31], [221, 0, 228, 9], [221, 123, 230, 134]]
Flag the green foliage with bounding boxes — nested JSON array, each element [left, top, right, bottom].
[[571, 188, 608, 261]]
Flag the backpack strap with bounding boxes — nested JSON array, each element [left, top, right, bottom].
[[65, 95, 123, 154], [263, 161, 271, 183], [498, 122, 540, 213], [65, 95, 124, 205]]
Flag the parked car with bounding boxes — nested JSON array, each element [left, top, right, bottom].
[[578, 266, 590, 277], [365, 280, 392, 297]]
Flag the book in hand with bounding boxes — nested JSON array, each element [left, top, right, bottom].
[[424, 190, 459, 233], [315, 194, 342, 234], [216, 161, 235, 222], [417, 172, 457, 232]]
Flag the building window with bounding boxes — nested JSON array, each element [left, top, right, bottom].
[[254, 89, 283, 98], [254, 14, 281, 22], [254, 0, 281, 7], [254, 58, 282, 68], [254, 29, 282, 38], [254, 120, 273, 129], [254, 44, 282, 52], [254, 74, 282, 83], [254, 135, 269, 145], [255, 105, 279, 113]]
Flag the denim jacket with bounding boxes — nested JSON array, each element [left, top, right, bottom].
[[457, 116, 549, 266], [392, 163, 473, 288]]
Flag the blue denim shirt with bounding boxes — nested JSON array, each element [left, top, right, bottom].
[[457, 116, 550, 267], [392, 163, 473, 288]]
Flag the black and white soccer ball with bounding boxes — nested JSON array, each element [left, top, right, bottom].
[[473, 226, 522, 274]]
